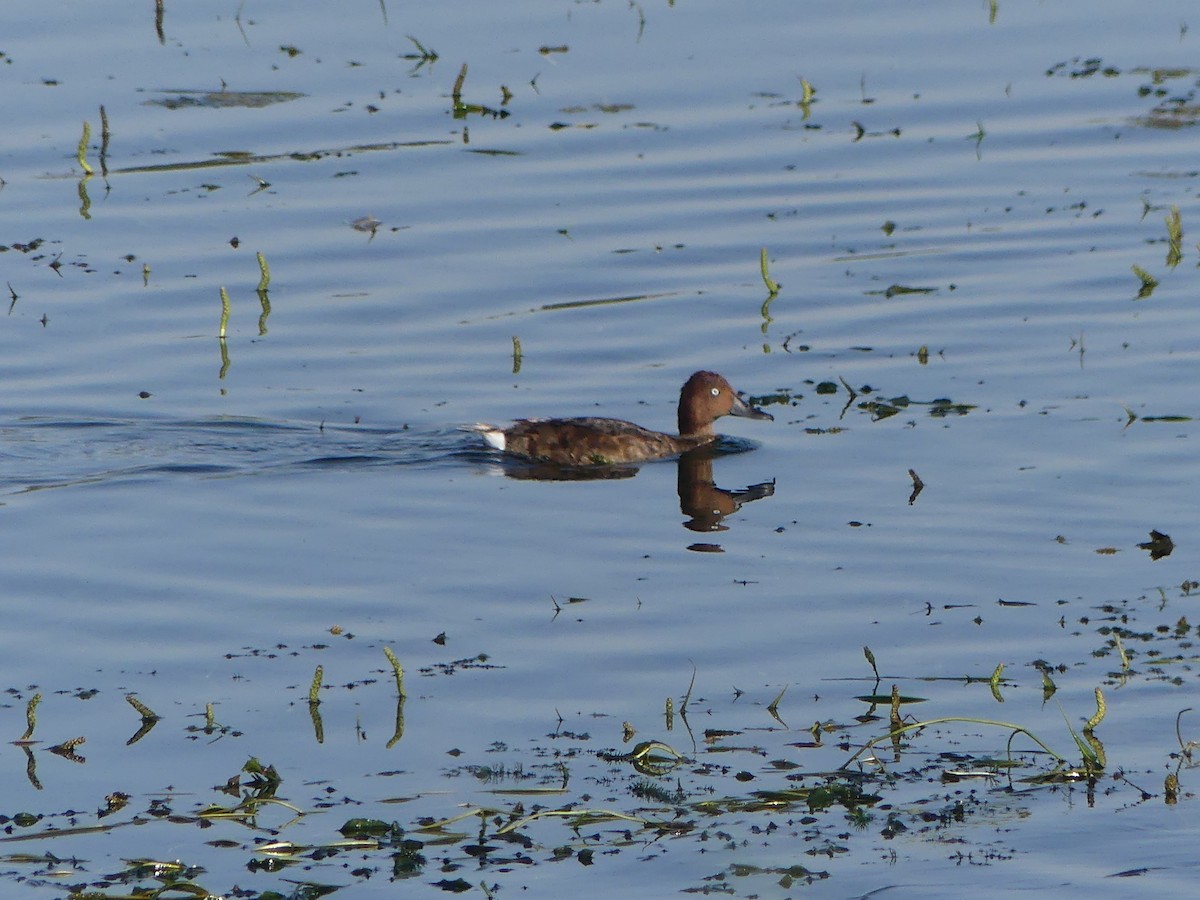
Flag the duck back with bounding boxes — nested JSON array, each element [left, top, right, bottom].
[[504, 417, 712, 466]]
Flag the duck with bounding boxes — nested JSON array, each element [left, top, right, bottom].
[[473, 370, 772, 466]]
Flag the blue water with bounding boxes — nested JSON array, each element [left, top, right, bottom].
[[1, 1, 1198, 897]]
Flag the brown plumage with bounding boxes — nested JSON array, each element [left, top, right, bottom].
[[474, 371, 772, 466]]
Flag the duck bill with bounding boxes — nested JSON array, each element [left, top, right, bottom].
[[730, 393, 773, 421]]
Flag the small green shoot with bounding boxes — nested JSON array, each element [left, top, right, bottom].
[[1060, 688, 1107, 772], [627, 740, 685, 768], [20, 693, 41, 742], [1085, 686, 1107, 731], [968, 120, 986, 156], [767, 684, 788, 726], [797, 77, 816, 119], [125, 694, 160, 722], [77, 121, 93, 175], [383, 646, 406, 698], [48, 736, 85, 760], [760, 248, 780, 296], [1113, 632, 1129, 671], [680, 665, 697, 711], [309, 665, 323, 705], [511, 335, 522, 374], [243, 756, 283, 791], [256, 251, 270, 292], [1132, 264, 1157, 299], [989, 662, 1006, 703], [449, 61, 509, 119], [452, 63, 468, 107], [908, 468, 924, 505], [1040, 669, 1057, 701], [990, 663, 1005, 687], [863, 646, 879, 681], [1166, 205, 1183, 267], [218, 286, 231, 338], [404, 35, 439, 63]]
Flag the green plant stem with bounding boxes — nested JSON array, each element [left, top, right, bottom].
[[841, 716, 1068, 769], [218, 286, 231, 338]]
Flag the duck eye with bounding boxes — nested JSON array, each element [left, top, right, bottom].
[[710, 387, 720, 397]]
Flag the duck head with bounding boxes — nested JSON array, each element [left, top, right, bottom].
[[677, 371, 773, 437]]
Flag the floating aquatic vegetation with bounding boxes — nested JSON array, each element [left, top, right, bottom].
[[451, 62, 510, 120], [401, 34, 439, 71], [1045, 57, 1121, 79], [858, 394, 976, 420], [0, 610, 1189, 900], [144, 89, 306, 109]]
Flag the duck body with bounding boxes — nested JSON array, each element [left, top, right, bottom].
[[475, 371, 772, 466]]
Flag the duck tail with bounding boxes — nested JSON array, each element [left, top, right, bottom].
[[464, 423, 507, 452]]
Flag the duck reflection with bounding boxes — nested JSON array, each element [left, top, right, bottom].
[[493, 444, 774, 536], [677, 447, 774, 533]]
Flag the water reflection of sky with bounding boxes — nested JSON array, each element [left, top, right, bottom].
[[0, 0, 1198, 896]]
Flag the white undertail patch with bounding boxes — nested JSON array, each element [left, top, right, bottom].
[[470, 424, 506, 452]]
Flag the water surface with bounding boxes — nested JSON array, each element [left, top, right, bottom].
[[1, 1, 1199, 897]]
